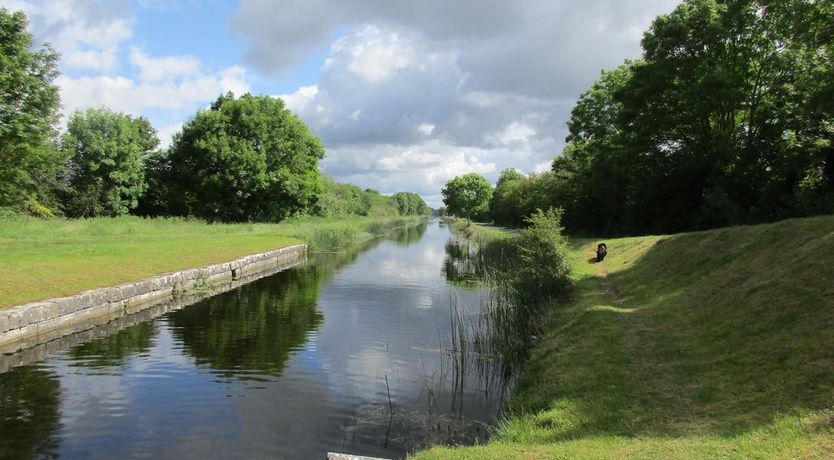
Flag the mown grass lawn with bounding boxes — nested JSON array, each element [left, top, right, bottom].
[[416, 215, 834, 459], [0, 215, 418, 308]]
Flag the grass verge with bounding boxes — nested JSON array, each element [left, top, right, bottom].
[[416, 215, 834, 459], [0, 215, 424, 308]]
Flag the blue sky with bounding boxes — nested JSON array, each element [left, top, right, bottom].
[[8, 0, 680, 206]]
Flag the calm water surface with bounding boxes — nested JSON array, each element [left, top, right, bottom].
[[0, 220, 511, 459]]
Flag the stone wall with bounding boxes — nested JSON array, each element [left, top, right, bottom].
[[0, 244, 306, 355]]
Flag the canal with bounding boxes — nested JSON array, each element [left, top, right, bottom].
[[0, 220, 512, 459]]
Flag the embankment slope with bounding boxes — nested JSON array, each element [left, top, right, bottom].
[[417, 215, 834, 459]]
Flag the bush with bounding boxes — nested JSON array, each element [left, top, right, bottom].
[[516, 208, 572, 298]]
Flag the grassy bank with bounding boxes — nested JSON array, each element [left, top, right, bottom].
[[418, 215, 834, 458], [0, 215, 424, 308]]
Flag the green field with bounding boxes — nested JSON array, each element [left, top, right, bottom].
[[417, 216, 834, 459], [0, 215, 420, 308]]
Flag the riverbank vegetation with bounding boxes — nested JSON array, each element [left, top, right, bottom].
[[0, 215, 424, 308], [442, 214, 573, 375], [418, 215, 834, 459]]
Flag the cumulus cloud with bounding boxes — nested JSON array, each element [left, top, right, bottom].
[[5, 0, 133, 72], [273, 24, 566, 205], [57, 63, 250, 116], [232, 0, 679, 98], [129, 47, 201, 82], [235, 1, 680, 206]]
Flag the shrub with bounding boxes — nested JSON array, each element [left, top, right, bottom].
[[516, 208, 572, 299]]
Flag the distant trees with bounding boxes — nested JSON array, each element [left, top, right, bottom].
[[313, 177, 430, 217], [0, 8, 62, 215], [393, 192, 430, 216], [61, 108, 159, 217], [154, 93, 326, 222], [442, 173, 493, 220]]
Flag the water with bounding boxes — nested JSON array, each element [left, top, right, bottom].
[[0, 220, 512, 459]]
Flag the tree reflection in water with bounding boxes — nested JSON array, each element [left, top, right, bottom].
[[168, 223, 428, 378], [0, 365, 61, 459]]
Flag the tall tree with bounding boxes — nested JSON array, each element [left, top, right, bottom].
[[442, 173, 493, 220], [61, 108, 159, 217], [162, 93, 325, 222], [621, 0, 834, 229], [546, 0, 834, 234], [0, 9, 62, 214]]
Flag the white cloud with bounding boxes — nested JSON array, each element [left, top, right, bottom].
[[278, 85, 319, 112], [130, 47, 201, 81], [489, 121, 536, 145], [320, 141, 501, 207], [8, 0, 133, 72], [273, 25, 559, 205], [533, 161, 552, 173], [336, 26, 414, 84], [57, 64, 250, 116], [416, 123, 435, 136], [157, 123, 183, 149], [232, 0, 680, 98], [230, 2, 683, 203]]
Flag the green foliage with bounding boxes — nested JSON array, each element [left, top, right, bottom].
[[441, 173, 494, 220], [61, 108, 159, 217], [516, 208, 572, 298], [313, 177, 429, 217], [0, 8, 62, 214], [157, 92, 325, 222], [392, 191, 430, 215], [489, 169, 525, 225], [279, 215, 424, 253]]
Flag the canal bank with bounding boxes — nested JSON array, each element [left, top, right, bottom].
[[0, 245, 307, 353], [415, 215, 834, 459]]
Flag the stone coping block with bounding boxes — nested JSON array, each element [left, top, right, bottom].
[[0, 244, 306, 352]]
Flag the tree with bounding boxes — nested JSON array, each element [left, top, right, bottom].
[[542, 0, 834, 234], [553, 63, 637, 232], [61, 108, 159, 217], [441, 173, 493, 220], [619, 0, 834, 230], [161, 93, 326, 222], [0, 9, 62, 214], [393, 192, 430, 216], [489, 169, 525, 226]]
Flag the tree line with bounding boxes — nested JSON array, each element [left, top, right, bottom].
[[0, 8, 429, 222], [443, 0, 833, 234]]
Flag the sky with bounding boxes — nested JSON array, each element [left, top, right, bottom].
[[5, 0, 680, 207]]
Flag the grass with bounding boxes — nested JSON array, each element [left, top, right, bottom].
[[0, 215, 424, 308], [415, 215, 834, 459]]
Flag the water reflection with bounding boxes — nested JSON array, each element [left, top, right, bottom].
[[393, 220, 428, 246], [0, 365, 61, 459], [168, 268, 325, 378], [68, 322, 156, 369], [0, 220, 512, 459]]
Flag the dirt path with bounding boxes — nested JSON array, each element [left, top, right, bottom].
[[590, 251, 693, 434]]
